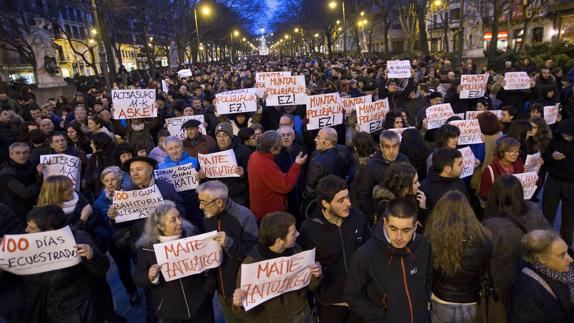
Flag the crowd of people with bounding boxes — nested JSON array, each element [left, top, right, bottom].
[[0, 53, 573, 323]]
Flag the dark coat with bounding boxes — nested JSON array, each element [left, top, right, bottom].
[[182, 133, 217, 158], [420, 168, 469, 212], [0, 204, 25, 320], [0, 160, 40, 220], [304, 145, 352, 199], [543, 131, 574, 183]]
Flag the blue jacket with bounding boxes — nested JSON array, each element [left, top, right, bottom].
[[158, 151, 199, 170]]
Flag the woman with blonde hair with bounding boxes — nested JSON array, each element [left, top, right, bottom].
[[37, 175, 92, 229], [426, 191, 493, 323]]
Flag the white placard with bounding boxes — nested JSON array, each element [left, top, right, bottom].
[[255, 71, 291, 97], [504, 72, 531, 90], [153, 231, 222, 282], [388, 127, 415, 141], [177, 69, 192, 78], [161, 79, 169, 93], [465, 110, 503, 120], [306, 93, 342, 130], [40, 154, 81, 191], [166, 115, 206, 139], [340, 95, 372, 115], [264, 75, 307, 106], [113, 185, 164, 223], [112, 89, 157, 119], [198, 149, 240, 178], [544, 105, 559, 125], [460, 74, 489, 99], [513, 172, 539, 200], [154, 163, 199, 192], [426, 103, 454, 129], [524, 152, 543, 174], [355, 99, 390, 133], [449, 119, 484, 145], [240, 248, 316, 311], [459, 147, 476, 178], [0, 226, 81, 275], [214, 88, 258, 115], [387, 60, 412, 78]]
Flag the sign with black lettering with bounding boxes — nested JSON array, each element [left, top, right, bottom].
[[40, 154, 81, 191], [113, 185, 164, 223], [154, 164, 199, 192]]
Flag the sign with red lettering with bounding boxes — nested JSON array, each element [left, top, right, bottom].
[[340, 95, 372, 115], [387, 60, 412, 78], [165, 115, 206, 140], [40, 154, 81, 191], [513, 172, 539, 199], [460, 74, 489, 99], [306, 93, 342, 130], [264, 75, 307, 106], [198, 149, 240, 178], [0, 226, 81, 275], [355, 99, 389, 133], [255, 71, 291, 97], [388, 127, 415, 141], [177, 69, 192, 78], [544, 105, 559, 125], [113, 185, 164, 223], [426, 103, 454, 129], [504, 72, 531, 90], [214, 88, 258, 115], [239, 248, 316, 311], [465, 110, 502, 120], [154, 164, 199, 192], [153, 231, 222, 282], [524, 152, 543, 174], [459, 147, 476, 178], [449, 119, 484, 145], [112, 89, 157, 120]]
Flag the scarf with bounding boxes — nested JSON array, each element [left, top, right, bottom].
[[61, 192, 79, 215], [131, 122, 145, 131], [532, 262, 574, 305], [158, 233, 181, 243]]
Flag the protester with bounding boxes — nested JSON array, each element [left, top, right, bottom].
[[421, 147, 468, 211]]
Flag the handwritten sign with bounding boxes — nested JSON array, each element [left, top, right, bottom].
[[255, 71, 291, 97], [340, 95, 372, 115], [112, 89, 157, 119], [355, 99, 390, 133], [161, 79, 169, 93], [504, 72, 531, 90], [264, 75, 307, 106], [240, 248, 316, 311], [113, 185, 164, 223], [459, 147, 476, 178], [154, 164, 199, 192], [387, 60, 412, 78], [449, 119, 484, 145], [513, 172, 539, 199], [0, 226, 81, 275], [306, 93, 342, 130], [544, 105, 559, 125], [177, 69, 192, 78], [153, 231, 222, 282], [166, 115, 206, 139], [465, 110, 502, 120], [524, 152, 543, 174], [198, 149, 240, 178], [426, 103, 454, 130], [460, 74, 489, 99], [388, 127, 415, 141], [214, 88, 258, 115], [40, 154, 81, 191]]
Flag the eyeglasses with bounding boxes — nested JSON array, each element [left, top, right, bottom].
[[199, 199, 218, 206]]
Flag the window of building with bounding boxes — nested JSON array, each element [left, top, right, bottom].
[[450, 8, 460, 21], [532, 27, 544, 43], [73, 26, 81, 39], [68, 7, 75, 21]]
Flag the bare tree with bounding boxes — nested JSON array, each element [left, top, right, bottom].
[[398, 0, 419, 51], [517, 0, 550, 51]]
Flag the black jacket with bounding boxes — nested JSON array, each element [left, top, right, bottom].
[[0, 203, 25, 320], [543, 132, 574, 183], [304, 145, 352, 195], [203, 198, 258, 300], [0, 159, 40, 220], [353, 152, 410, 219], [420, 168, 469, 212], [299, 202, 370, 304], [210, 141, 253, 206], [344, 221, 432, 323]]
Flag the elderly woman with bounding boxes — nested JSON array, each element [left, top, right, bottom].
[[479, 137, 525, 201], [511, 230, 574, 323], [133, 201, 215, 323]]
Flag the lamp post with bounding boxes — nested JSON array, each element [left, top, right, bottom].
[[329, 1, 346, 55], [230, 30, 239, 63], [194, 3, 211, 63]]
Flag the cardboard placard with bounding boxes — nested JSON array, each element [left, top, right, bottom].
[[426, 103, 454, 130], [264, 75, 307, 106], [0, 226, 81, 275], [214, 88, 258, 115], [449, 119, 484, 145], [154, 163, 199, 192], [113, 185, 164, 223], [544, 105, 559, 125], [161, 79, 169, 93], [165, 115, 206, 139], [465, 110, 502, 120], [355, 99, 390, 133], [153, 231, 222, 282], [387, 60, 412, 78], [340, 95, 372, 115], [306, 93, 342, 130], [524, 152, 543, 174], [40, 154, 81, 191], [504, 72, 531, 90], [112, 89, 157, 119], [240, 248, 316, 311], [177, 69, 192, 78], [459, 147, 476, 178], [255, 71, 291, 97], [198, 149, 240, 178], [460, 74, 489, 99], [513, 172, 539, 200]]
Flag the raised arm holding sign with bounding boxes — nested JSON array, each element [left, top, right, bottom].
[[387, 60, 412, 78]]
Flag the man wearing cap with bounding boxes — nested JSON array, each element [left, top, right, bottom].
[[182, 118, 217, 158]]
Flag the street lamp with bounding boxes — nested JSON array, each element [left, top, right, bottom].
[[294, 28, 300, 33], [230, 30, 240, 63], [194, 3, 212, 63], [328, 1, 347, 55]]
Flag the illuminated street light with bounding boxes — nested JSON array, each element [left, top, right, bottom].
[[294, 27, 300, 33], [284, 34, 290, 39], [88, 38, 96, 45], [360, 11, 365, 17], [233, 30, 240, 36], [90, 28, 97, 36], [328, 1, 337, 9], [314, 33, 319, 38], [200, 5, 211, 16], [336, 20, 340, 24]]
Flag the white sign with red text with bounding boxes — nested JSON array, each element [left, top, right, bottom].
[[504, 72, 531, 90], [306, 93, 342, 130], [198, 150, 240, 178], [513, 172, 539, 199], [449, 119, 484, 145], [214, 88, 258, 115], [460, 74, 489, 99], [387, 60, 412, 79], [459, 147, 476, 178], [355, 99, 390, 133], [264, 75, 307, 106], [426, 103, 454, 129]]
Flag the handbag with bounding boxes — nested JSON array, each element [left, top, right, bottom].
[[475, 264, 508, 323]]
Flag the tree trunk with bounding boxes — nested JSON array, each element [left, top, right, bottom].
[[416, 0, 430, 54], [326, 30, 333, 59], [382, 17, 390, 56], [487, 0, 500, 63]]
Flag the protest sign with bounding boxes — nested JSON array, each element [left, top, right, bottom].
[[112, 89, 157, 119], [388, 127, 415, 140], [240, 248, 316, 311], [504, 72, 531, 90], [255, 71, 291, 97], [161, 79, 169, 93], [113, 185, 164, 223], [449, 119, 484, 145], [465, 110, 502, 120], [153, 231, 222, 282], [524, 152, 543, 174], [454, 113, 465, 119], [460, 74, 489, 99], [355, 99, 390, 133], [513, 172, 539, 200], [544, 105, 559, 125], [198, 149, 240, 178], [0, 226, 81, 275], [154, 163, 199, 192], [177, 69, 192, 78], [340, 95, 372, 115], [426, 103, 454, 129], [459, 147, 476, 178], [214, 88, 258, 115], [264, 75, 307, 106], [306, 93, 342, 130], [165, 115, 206, 139], [387, 60, 412, 78], [40, 154, 81, 191]]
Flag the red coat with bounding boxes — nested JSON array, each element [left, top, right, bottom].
[[479, 156, 525, 201], [248, 151, 302, 220]]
